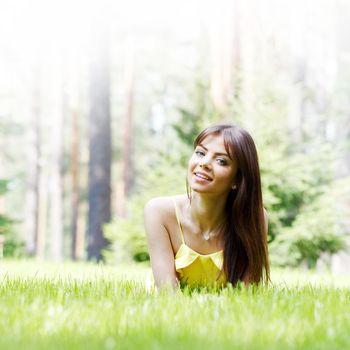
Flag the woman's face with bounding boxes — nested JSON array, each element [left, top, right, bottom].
[[188, 133, 238, 195]]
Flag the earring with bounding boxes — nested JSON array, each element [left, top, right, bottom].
[[232, 185, 237, 190]]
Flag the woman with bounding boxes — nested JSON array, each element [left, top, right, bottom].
[[144, 124, 269, 288]]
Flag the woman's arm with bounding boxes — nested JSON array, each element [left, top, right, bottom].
[[144, 198, 178, 289]]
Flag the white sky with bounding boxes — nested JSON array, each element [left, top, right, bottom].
[[0, 0, 348, 95], [0, 0, 216, 62]]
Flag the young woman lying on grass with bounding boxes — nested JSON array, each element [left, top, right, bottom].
[[144, 124, 270, 289]]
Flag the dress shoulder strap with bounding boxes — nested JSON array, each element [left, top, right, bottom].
[[173, 198, 185, 244]]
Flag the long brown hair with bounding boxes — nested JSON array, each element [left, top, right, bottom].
[[193, 124, 270, 286]]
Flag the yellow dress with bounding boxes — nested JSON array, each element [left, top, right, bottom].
[[173, 199, 226, 286]]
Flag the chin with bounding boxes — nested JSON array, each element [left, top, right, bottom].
[[190, 184, 211, 194]]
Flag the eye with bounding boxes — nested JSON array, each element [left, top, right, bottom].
[[195, 150, 205, 157], [216, 158, 228, 166]]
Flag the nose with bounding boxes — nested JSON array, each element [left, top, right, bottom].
[[199, 157, 211, 168]]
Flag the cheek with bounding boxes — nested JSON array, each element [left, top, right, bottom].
[[217, 167, 236, 183], [187, 159, 193, 178], [188, 156, 196, 170], [187, 165, 195, 184]]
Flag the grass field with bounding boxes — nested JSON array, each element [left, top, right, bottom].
[[1, 260, 350, 350]]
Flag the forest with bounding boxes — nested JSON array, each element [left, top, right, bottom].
[[1, 1, 350, 350], [0, 0, 349, 272]]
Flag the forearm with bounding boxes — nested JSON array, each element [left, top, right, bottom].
[[155, 277, 179, 290], [152, 267, 179, 290]]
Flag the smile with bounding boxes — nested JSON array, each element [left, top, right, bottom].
[[194, 172, 213, 181]]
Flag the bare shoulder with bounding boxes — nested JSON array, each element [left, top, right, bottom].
[[144, 195, 185, 223], [144, 196, 174, 217]]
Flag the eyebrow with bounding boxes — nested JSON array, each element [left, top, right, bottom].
[[197, 143, 230, 158]]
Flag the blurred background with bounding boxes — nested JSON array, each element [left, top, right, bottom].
[[0, 0, 349, 272]]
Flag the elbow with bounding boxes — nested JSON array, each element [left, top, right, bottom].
[[155, 277, 179, 290]]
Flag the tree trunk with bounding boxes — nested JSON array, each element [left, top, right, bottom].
[[69, 72, 80, 260], [122, 49, 135, 197], [24, 70, 41, 256], [76, 117, 89, 260], [87, 27, 111, 262], [209, 0, 236, 115], [36, 169, 48, 259], [49, 62, 64, 262], [239, 0, 255, 126]]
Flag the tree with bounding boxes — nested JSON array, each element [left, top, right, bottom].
[[87, 24, 112, 262], [49, 61, 64, 262], [68, 69, 82, 260], [116, 41, 135, 217], [0, 179, 23, 257], [24, 69, 42, 257]]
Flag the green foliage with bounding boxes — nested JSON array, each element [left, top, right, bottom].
[[0, 214, 23, 257], [172, 79, 221, 167], [172, 107, 203, 147], [0, 179, 24, 257], [260, 144, 333, 236], [268, 155, 346, 268], [242, 73, 347, 268], [256, 114, 347, 267], [104, 215, 148, 264], [103, 153, 187, 264], [0, 179, 10, 195], [269, 177, 349, 268]]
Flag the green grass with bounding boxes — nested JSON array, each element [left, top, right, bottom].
[[1, 260, 350, 350]]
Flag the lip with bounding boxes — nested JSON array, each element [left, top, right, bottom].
[[193, 171, 213, 182]]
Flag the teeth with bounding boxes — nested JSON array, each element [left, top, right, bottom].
[[195, 173, 211, 180]]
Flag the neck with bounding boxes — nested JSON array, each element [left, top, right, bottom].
[[188, 192, 228, 235]]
